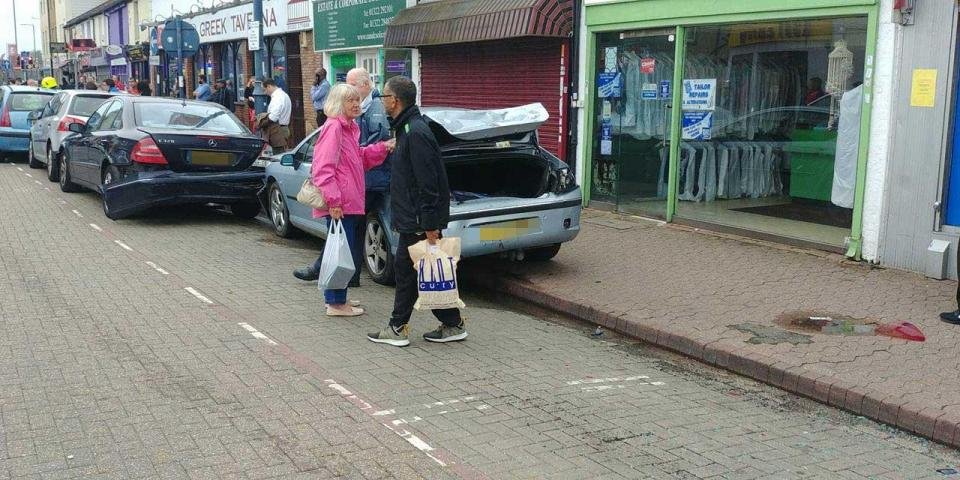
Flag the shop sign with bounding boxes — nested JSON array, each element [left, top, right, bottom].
[[600, 100, 613, 156], [287, 0, 311, 31], [597, 72, 621, 98], [386, 60, 405, 73], [682, 78, 716, 111], [185, 0, 296, 45], [313, 0, 406, 51], [127, 44, 147, 62], [728, 20, 832, 48], [659, 80, 671, 99], [640, 57, 655, 74], [682, 111, 713, 140], [641, 83, 658, 100]]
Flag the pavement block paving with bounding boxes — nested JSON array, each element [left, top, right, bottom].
[[1, 163, 960, 478]]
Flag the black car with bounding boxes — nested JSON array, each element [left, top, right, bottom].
[[58, 96, 266, 220]]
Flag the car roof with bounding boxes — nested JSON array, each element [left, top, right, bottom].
[[2, 85, 57, 94], [122, 96, 218, 107], [63, 90, 117, 97]]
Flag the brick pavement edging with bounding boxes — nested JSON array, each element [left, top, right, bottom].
[[470, 269, 960, 450]]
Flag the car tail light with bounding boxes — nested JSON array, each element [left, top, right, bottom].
[[131, 137, 168, 165], [57, 115, 85, 132], [0, 103, 10, 128]]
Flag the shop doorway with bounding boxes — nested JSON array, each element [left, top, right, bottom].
[[330, 53, 355, 83], [592, 29, 676, 218]]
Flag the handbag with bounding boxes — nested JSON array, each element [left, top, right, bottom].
[[318, 219, 356, 291], [296, 179, 327, 210]]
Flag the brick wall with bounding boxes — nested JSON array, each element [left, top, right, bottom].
[[184, 58, 194, 98], [300, 32, 322, 134], [239, 46, 256, 126]]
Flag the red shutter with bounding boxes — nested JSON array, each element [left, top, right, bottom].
[[420, 38, 565, 160]]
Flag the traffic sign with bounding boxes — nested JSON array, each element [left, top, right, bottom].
[[161, 18, 200, 57]]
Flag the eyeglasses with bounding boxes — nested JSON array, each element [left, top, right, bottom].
[[375, 93, 394, 99]]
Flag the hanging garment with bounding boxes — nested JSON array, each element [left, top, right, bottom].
[[832, 85, 862, 208]]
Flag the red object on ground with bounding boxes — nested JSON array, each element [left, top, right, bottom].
[[875, 322, 925, 342]]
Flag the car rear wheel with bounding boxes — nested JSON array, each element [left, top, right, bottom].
[[524, 244, 562, 262], [231, 201, 261, 219], [267, 182, 293, 237], [58, 153, 80, 193], [365, 212, 395, 285], [46, 146, 59, 182], [101, 165, 122, 220], [27, 139, 42, 169]]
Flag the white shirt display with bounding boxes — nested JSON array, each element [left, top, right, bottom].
[[268, 88, 292, 126]]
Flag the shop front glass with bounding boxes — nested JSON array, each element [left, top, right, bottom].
[[220, 41, 244, 102], [592, 29, 676, 218], [592, 17, 867, 246], [330, 52, 356, 83], [267, 37, 287, 90], [383, 49, 414, 85], [194, 45, 214, 86], [676, 18, 866, 246]]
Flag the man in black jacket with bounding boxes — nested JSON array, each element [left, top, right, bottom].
[[367, 76, 466, 347]]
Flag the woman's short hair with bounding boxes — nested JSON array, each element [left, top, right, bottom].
[[323, 83, 362, 118]]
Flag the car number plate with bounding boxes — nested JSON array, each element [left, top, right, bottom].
[[478, 218, 540, 241], [189, 150, 233, 166]]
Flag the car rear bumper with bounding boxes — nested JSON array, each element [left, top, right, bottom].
[[0, 130, 30, 152], [102, 170, 265, 219], [445, 198, 582, 258]]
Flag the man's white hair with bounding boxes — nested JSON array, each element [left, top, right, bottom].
[[346, 68, 373, 87]]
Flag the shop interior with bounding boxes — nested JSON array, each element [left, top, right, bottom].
[[593, 18, 868, 247]]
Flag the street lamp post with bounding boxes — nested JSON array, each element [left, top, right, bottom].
[[12, 3, 21, 80]]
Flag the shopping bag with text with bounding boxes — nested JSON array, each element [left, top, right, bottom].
[[409, 237, 466, 310]]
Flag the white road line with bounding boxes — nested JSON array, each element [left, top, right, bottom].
[[72, 210, 83, 218], [114, 240, 133, 251], [327, 383, 352, 395], [88, 223, 103, 232], [184, 287, 214, 305], [580, 381, 665, 392], [16, 167, 23, 171], [373, 409, 395, 416], [144, 261, 169, 275], [43, 187, 50, 191], [237, 322, 277, 345], [24, 173, 32, 177], [34, 180, 41, 185], [566, 375, 650, 386]]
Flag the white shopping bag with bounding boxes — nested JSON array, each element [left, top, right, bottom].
[[318, 219, 356, 291], [409, 237, 466, 310]]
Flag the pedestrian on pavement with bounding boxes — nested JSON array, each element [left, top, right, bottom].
[[85, 81, 98, 91], [366, 76, 466, 347], [244, 76, 256, 131], [101, 79, 118, 92], [111, 75, 125, 92], [193, 75, 212, 101], [217, 79, 234, 111], [941, 262, 960, 324], [311, 83, 394, 317], [26, 79, 38, 87], [259, 78, 293, 151], [293, 67, 392, 284], [210, 80, 224, 107], [311, 68, 331, 128], [137, 80, 151, 97]]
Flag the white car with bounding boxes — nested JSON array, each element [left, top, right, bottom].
[[27, 90, 118, 181]]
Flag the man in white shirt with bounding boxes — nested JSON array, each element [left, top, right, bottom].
[[262, 78, 292, 149]]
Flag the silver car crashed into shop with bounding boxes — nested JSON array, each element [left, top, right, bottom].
[[260, 103, 582, 285]]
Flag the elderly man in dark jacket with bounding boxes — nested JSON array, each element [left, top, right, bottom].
[[367, 76, 466, 347]]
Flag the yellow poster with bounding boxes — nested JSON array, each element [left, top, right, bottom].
[[911, 69, 937, 108]]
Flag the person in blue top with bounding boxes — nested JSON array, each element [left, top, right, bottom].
[[193, 75, 212, 101], [310, 68, 331, 127], [101, 79, 119, 93]]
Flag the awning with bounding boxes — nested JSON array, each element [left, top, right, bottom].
[[384, 0, 572, 48]]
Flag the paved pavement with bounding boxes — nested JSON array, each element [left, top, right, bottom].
[[2, 161, 960, 479], [474, 208, 960, 451]]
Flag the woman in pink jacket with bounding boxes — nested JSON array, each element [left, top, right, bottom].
[[312, 83, 394, 316]]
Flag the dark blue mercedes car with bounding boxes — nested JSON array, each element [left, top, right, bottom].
[[58, 96, 266, 220]]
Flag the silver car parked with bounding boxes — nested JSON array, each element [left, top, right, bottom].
[[261, 103, 582, 285], [27, 90, 118, 181]]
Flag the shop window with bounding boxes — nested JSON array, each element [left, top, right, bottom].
[[593, 17, 868, 247], [383, 49, 413, 84], [674, 18, 867, 246], [193, 45, 214, 88], [221, 41, 243, 102], [267, 37, 287, 90]]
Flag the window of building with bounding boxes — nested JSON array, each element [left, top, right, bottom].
[[220, 41, 243, 102], [267, 37, 286, 90]]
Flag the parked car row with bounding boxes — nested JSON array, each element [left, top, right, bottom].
[[5, 92, 582, 285]]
